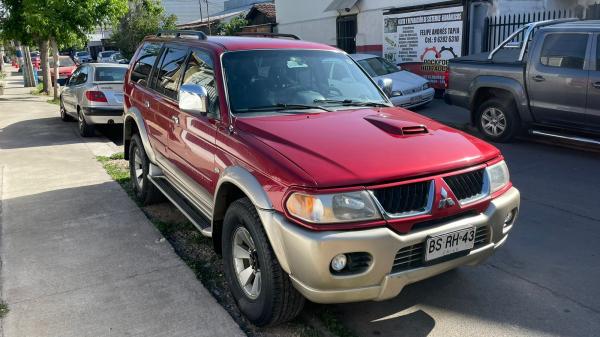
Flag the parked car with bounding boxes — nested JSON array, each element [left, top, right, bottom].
[[73, 51, 92, 64], [123, 31, 520, 326], [108, 52, 128, 64], [351, 53, 434, 108], [59, 63, 128, 137], [97, 50, 118, 63], [49, 56, 77, 86], [30, 52, 41, 69], [444, 19, 600, 143]]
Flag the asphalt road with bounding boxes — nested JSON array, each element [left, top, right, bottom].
[[93, 100, 600, 337], [332, 100, 600, 337]]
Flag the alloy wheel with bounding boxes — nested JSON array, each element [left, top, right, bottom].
[[78, 113, 84, 133], [133, 145, 144, 190], [481, 107, 507, 137], [232, 227, 261, 299]]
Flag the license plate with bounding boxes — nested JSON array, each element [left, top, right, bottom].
[[425, 227, 475, 261], [410, 95, 421, 103]]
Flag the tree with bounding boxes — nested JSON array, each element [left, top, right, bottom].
[[217, 14, 248, 36], [111, 0, 177, 59], [0, 0, 128, 96]]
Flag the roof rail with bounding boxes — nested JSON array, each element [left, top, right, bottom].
[[488, 18, 579, 61], [157, 30, 208, 40], [234, 32, 301, 40]]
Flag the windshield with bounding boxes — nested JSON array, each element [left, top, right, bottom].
[[357, 57, 400, 77], [95, 67, 127, 82], [50, 57, 75, 67], [102, 51, 117, 57], [76, 52, 89, 56], [222, 50, 388, 114]]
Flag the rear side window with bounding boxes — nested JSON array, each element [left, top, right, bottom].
[[95, 67, 127, 82], [182, 49, 220, 116], [597, 35, 600, 71], [131, 42, 161, 85], [152, 47, 188, 99], [540, 33, 588, 70]]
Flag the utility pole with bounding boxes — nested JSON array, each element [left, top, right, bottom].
[[198, 0, 203, 22], [206, 0, 211, 35]]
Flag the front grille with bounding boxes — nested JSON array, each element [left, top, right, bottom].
[[372, 181, 432, 215], [402, 86, 422, 95], [444, 169, 486, 203], [391, 226, 489, 273]]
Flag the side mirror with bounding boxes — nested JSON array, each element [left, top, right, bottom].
[[179, 83, 208, 115], [377, 78, 393, 97]]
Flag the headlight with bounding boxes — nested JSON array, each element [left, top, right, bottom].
[[486, 160, 510, 193], [422, 82, 430, 90], [286, 191, 381, 223], [391, 90, 403, 97]]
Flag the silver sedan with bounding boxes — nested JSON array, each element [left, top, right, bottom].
[[59, 63, 128, 137]]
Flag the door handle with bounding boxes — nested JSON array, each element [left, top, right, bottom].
[[532, 75, 545, 82], [171, 116, 179, 124], [144, 100, 150, 108], [593, 82, 600, 89]]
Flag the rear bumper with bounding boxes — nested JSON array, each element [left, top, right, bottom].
[[258, 187, 520, 304], [81, 107, 123, 124]]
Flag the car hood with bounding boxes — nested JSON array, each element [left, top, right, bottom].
[[235, 107, 500, 188], [376, 70, 427, 91]]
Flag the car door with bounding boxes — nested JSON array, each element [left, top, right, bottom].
[[64, 66, 88, 112], [586, 33, 600, 131], [128, 42, 164, 155], [72, 66, 89, 110], [169, 48, 220, 195], [147, 45, 189, 160], [62, 67, 81, 111], [527, 32, 591, 128]]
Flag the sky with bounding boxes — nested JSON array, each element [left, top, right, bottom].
[[162, 0, 226, 24]]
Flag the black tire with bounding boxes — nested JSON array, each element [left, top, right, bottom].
[[59, 97, 72, 121], [77, 110, 95, 137], [476, 98, 520, 143], [222, 198, 305, 326], [128, 134, 163, 205]]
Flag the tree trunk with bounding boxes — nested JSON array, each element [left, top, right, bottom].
[[0, 44, 5, 73], [22, 45, 36, 88], [51, 38, 60, 100], [39, 40, 51, 94]]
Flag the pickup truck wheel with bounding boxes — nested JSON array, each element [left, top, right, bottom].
[[222, 198, 305, 326], [476, 99, 520, 142], [128, 134, 163, 205]]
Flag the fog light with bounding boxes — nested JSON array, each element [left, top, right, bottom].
[[504, 209, 517, 225], [330, 254, 347, 272]]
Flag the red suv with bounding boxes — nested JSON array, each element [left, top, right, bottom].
[[123, 31, 520, 326]]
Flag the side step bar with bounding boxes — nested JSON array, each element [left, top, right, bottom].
[[530, 130, 600, 146], [148, 175, 212, 237]]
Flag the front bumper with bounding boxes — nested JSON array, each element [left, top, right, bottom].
[[258, 187, 520, 304], [82, 107, 124, 124], [390, 87, 435, 109]]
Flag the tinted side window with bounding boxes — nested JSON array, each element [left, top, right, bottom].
[[131, 42, 161, 86], [597, 35, 600, 71], [540, 33, 588, 70], [182, 49, 219, 115], [153, 47, 188, 99]]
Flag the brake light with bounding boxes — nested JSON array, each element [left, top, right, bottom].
[[85, 91, 108, 103], [444, 68, 450, 89]]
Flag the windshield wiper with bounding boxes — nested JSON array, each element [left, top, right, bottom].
[[234, 103, 331, 113], [314, 99, 390, 107]]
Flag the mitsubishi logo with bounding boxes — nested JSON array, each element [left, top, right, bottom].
[[438, 187, 456, 209]]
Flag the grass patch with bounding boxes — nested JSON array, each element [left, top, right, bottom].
[[96, 154, 349, 337], [47, 98, 60, 105], [30, 83, 43, 95], [0, 301, 9, 318]]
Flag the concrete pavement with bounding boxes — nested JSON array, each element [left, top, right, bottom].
[[0, 67, 244, 337], [332, 100, 600, 337]]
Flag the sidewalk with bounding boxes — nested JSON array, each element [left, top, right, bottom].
[[0, 66, 244, 337]]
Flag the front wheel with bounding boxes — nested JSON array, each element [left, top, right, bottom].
[[476, 98, 520, 142], [222, 198, 305, 326], [59, 97, 71, 121], [128, 134, 163, 205]]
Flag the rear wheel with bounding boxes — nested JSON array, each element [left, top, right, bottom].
[[222, 198, 305, 326], [77, 110, 95, 137], [128, 134, 163, 205], [476, 98, 520, 142]]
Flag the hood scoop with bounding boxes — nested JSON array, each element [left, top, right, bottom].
[[364, 114, 429, 136]]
